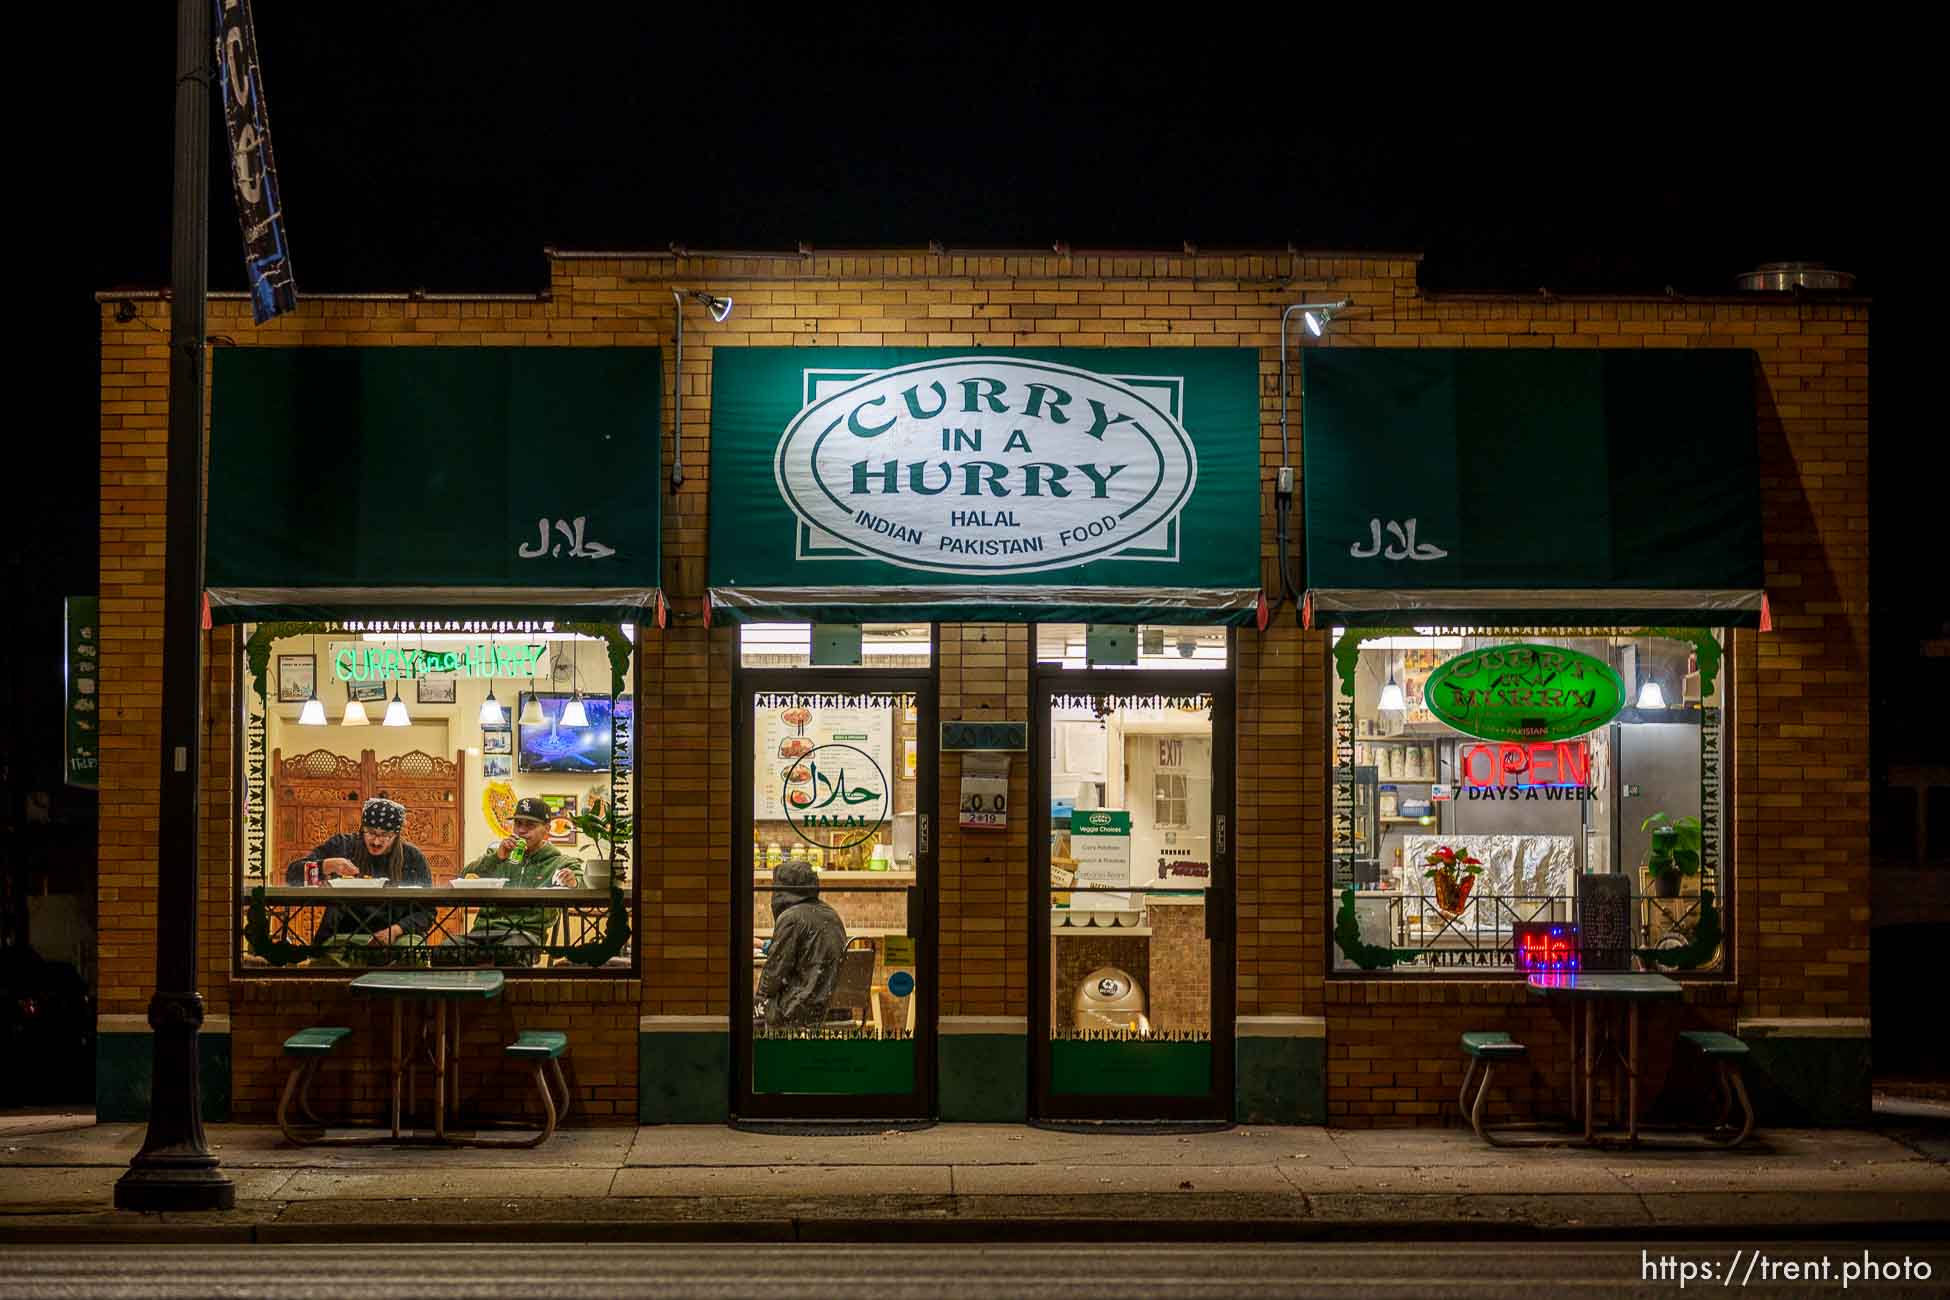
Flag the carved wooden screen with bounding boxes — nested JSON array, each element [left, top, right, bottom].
[[271, 747, 367, 880], [372, 749, 466, 885]]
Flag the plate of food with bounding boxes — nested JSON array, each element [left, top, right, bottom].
[[780, 706, 812, 732], [327, 876, 387, 889], [452, 874, 507, 889], [778, 736, 815, 759], [783, 764, 812, 785], [787, 788, 814, 808]]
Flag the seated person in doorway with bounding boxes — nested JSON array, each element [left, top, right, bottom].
[[283, 797, 433, 965], [442, 796, 582, 967], [755, 860, 847, 1030]]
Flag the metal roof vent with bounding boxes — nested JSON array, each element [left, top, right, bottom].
[[1735, 261, 1855, 292]]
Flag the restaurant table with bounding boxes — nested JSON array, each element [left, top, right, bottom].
[[351, 968, 504, 1142], [1526, 972, 1682, 1143]]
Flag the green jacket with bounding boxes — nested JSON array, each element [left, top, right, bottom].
[[462, 840, 581, 940]]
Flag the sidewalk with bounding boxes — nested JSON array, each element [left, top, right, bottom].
[[3, 1114, 1946, 1244]]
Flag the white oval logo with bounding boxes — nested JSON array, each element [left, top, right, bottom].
[[774, 358, 1197, 575]]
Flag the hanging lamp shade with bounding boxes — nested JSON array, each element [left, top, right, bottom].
[[479, 685, 505, 727], [298, 696, 327, 726], [560, 694, 590, 729], [1636, 679, 1667, 709], [1378, 676, 1407, 712], [340, 698, 370, 727], [383, 681, 410, 727], [518, 686, 544, 727]]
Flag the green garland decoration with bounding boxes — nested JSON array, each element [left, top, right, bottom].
[[555, 622, 634, 698], [1333, 886, 1420, 970], [243, 885, 321, 967], [1635, 888, 1723, 971], [544, 884, 632, 967], [1332, 626, 1723, 700]]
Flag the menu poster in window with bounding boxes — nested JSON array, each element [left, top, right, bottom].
[[1576, 873, 1633, 971], [1069, 809, 1133, 910], [754, 701, 894, 821]]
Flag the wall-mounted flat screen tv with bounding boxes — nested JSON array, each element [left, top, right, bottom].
[[516, 693, 632, 774]]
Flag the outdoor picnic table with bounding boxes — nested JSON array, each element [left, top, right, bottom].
[[351, 968, 504, 1142], [1526, 971, 1681, 1143]]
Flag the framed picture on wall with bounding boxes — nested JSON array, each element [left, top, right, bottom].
[[540, 793, 578, 843], [483, 755, 513, 779], [276, 654, 315, 703], [348, 678, 387, 703], [417, 675, 458, 704], [481, 728, 512, 754]]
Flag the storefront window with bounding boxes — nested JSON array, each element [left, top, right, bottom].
[[739, 623, 931, 669], [1035, 623, 1229, 670], [1329, 628, 1726, 976], [236, 619, 635, 973]]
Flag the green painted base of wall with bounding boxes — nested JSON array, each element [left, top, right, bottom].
[[1051, 1040, 1211, 1096], [1742, 1034, 1872, 1127], [639, 1032, 729, 1124], [940, 1034, 1027, 1122], [95, 1033, 231, 1124], [753, 1038, 914, 1096], [1236, 1036, 1325, 1125]]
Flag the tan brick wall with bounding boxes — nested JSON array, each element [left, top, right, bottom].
[[98, 249, 1867, 1125]]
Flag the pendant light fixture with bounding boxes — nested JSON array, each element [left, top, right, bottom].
[[559, 637, 589, 728], [1635, 635, 1666, 709], [298, 634, 327, 725], [1377, 649, 1407, 713], [518, 666, 545, 726], [382, 632, 411, 727], [478, 672, 506, 727], [339, 628, 370, 726]]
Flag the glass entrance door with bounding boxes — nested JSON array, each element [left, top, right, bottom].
[[735, 675, 935, 1119], [1032, 669, 1234, 1120]]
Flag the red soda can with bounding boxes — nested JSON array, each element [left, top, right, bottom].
[[305, 859, 321, 886]]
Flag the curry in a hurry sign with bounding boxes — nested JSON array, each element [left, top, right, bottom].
[[708, 350, 1260, 622]]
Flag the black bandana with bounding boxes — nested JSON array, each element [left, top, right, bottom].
[[362, 798, 406, 833]]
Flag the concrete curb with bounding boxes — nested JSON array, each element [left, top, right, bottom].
[[6, 1215, 1948, 1247]]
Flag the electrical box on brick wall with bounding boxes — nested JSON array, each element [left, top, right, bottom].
[[959, 752, 1009, 831]]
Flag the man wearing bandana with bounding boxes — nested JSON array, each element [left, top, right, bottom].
[[284, 797, 434, 965]]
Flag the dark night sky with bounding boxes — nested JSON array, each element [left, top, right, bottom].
[[10, 11, 1933, 803]]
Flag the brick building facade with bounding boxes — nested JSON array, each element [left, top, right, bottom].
[[94, 248, 1869, 1127]]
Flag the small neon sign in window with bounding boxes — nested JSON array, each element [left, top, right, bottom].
[[1512, 922, 1580, 974]]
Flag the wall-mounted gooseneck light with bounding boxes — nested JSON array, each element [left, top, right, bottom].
[[669, 288, 735, 491]]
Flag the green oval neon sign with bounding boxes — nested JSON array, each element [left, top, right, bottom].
[[1424, 643, 1625, 742]]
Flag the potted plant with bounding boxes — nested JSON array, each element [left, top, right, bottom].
[[1422, 844, 1484, 918], [569, 792, 632, 891], [1640, 811, 1702, 898]]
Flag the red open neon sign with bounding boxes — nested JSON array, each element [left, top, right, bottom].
[[1460, 739, 1590, 788], [1512, 922, 1581, 973]]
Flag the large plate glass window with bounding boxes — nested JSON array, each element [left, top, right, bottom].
[[234, 619, 635, 975], [1329, 627, 1726, 976]]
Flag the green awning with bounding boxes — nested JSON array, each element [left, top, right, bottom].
[[1302, 349, 1764, 628], [207, 348, 660, 624], [706, 349, 1263, 625]]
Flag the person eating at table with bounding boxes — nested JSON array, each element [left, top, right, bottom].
[[283, 796, 433, 965], [442, 796, 582, 966]]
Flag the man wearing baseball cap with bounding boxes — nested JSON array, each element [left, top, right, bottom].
[[445, 796, 583, 965]]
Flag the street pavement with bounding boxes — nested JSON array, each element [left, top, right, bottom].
[[3, 1242, 1949, 1298], [0, 1114, 1945, 1244]]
